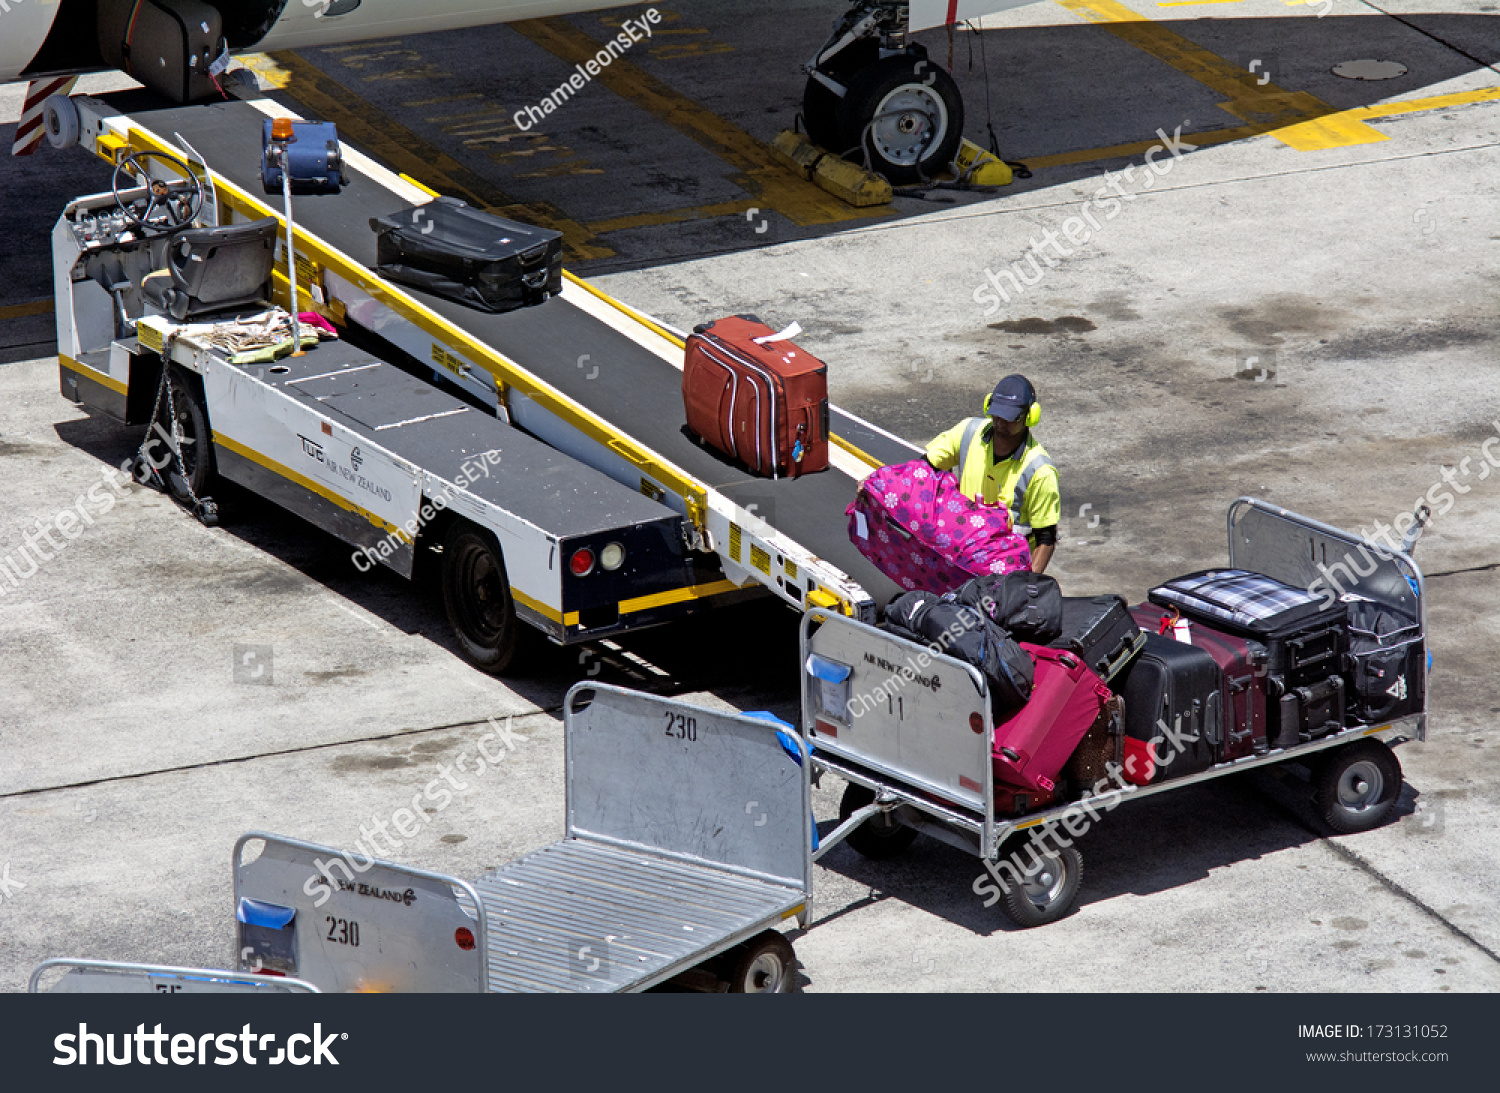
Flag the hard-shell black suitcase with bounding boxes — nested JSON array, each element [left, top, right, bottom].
[[370, 196, 563, 314], [98, 0, 226, 104], [1115, 632, 1221, 784], [1047, 594, 1145, 683]]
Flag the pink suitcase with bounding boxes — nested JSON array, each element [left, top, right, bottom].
[[846, 459, 1031, 595], [992, 645, 1112, 793]]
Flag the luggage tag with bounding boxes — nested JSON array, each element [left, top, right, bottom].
[[854, 512, 869, 540], [752, 321, 802, 346]]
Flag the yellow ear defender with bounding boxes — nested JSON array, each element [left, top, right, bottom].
[[982, 394, 1041, 428]]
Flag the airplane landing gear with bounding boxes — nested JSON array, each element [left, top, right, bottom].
[[802, 2, 965, 184]]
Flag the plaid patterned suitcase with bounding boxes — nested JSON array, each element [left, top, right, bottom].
[[1148, 568, 1348, 695]]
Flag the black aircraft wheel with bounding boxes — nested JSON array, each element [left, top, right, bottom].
[[839, 782, 918, 860], [801, 38, 880, 153], [725, 931, 797, 993], [1313, 739, 1402, 834], [441, 522, 521, 675], [996, 840, 1083, 928], [836, 51, 965, 184], [156, 368, 216, 502]]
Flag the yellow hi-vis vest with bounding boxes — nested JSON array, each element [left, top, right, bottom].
[[924, 417, 1061, 535]]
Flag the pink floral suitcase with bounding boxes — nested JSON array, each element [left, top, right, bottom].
[[846, 460, 1032, 595]]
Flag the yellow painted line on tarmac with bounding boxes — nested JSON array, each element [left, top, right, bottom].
[[1330, 83, 1500, 122], [1017, 83, 1500, 172], [266, 50, 613, 262], [510, 17, 891, 227], [1054, 0, 1387, 150], [0, 299, 53, 321]]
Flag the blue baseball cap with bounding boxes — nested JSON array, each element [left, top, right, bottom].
[[989, 374, 1036, 422]]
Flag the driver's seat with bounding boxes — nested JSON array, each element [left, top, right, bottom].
[[141, 218, 280, 322]]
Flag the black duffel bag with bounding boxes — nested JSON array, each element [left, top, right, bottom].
[[370, 196, 563, 314], [917, 599, 1035, 715], [957, 572, 1063, 644], [883, 590, 936, 644]]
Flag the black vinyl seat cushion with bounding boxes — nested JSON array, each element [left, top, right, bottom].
[[141, 217, 279, 321]]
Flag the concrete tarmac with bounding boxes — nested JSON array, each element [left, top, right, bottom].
[[0, 0, 1496, 992]]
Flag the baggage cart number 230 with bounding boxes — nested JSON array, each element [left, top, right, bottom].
[[664, 712, 698, 742]]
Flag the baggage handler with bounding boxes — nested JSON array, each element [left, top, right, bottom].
[[925, 374, 1060, 574]]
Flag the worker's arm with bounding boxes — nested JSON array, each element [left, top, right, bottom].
[[1019, 467, 1062, 574], [924, 421, 965, 471]]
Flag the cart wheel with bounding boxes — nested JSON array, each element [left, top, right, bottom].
[[441, 522, 521, 675], [839, 783, 918, 860], [726, 930, 797, 993], [156, 368, 216, 502], [997, 841, 1083, 928], [1312, 739, 1402, 834]]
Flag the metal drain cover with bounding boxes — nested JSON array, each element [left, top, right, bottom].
[[1332, 59, 1409, 80]]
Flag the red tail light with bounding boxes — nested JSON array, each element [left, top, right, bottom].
[[969, 712, 985, 734], [455, 927, 476, 951], [570, 548, 595, 577]]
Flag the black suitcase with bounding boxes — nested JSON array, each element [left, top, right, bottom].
[[369, 197, 563, 314], [1046, 594, 1145, 682], [1115, 633, 1221, 783], [98, 0, 226, 104]]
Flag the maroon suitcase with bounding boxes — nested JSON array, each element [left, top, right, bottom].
[[682, 315, 829, 478], [992, 645, 1112, 793], [1129, 604, 1269, 762]]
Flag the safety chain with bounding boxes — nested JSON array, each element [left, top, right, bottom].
[[133, 332, 217, 525]]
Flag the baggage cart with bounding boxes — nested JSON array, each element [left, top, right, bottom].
[[800, 498, 1428, 927], [30, 958, 318, 993], [232, 684, 812, 993]]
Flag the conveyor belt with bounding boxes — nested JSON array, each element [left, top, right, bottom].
[[474, 839, 799, 993], [109, 95, 904, 610], [247, 344, 680, 538]]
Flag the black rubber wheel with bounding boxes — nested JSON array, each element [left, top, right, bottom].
[[1312, 739, 1402, 834], [836, 51, 965, 184], [157, 368, 215, 501], [801, 38, 880, 153], [726, 930, 797, 993], [839, 783, 918, 860], [996, 839, 1083, 928], [441, 522, 521, 675]]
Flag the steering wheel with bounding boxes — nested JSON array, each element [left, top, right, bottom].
[[111, 149, 205, 237]]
